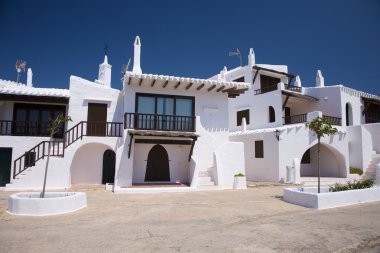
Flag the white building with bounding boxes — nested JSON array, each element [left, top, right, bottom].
[[210, 48, 380, 183], [0, 36, 249, 192], [0, 39, 379, 191]]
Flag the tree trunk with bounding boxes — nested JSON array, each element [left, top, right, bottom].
[[40, 139, 52, 198], [318, 137, 320, 194]]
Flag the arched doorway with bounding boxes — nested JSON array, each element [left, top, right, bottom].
[[102, 149, 115, 184], [145, 145, 170, 182], [269, 106, 275, 123], [346, 102, 353, 126]]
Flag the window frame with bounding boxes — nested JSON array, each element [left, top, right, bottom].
[[255, 140, 264, 158], [269, 106, 275, 123]]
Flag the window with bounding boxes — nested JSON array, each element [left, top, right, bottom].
[[255, 140, 264, 158], [269, 106, 275, 123], [260, 75, 281, 93], [233, 76, 245, 82], [135, 93, 195, 131], [13, 103, 66, 137], [237, 109, 250, 126], [24, 151, 36, 167], [301, 149, 311, 164]]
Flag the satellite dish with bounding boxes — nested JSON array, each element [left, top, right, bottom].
[[15, 59, 26, 83], [228, 48, 242, 66]]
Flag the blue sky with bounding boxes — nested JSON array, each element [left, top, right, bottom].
[[0, 0, 379, 95]]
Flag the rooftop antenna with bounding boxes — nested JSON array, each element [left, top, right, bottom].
[[229, 48, 242, 66], [15, 60, 26, 83], [121, 58, 132, 83]]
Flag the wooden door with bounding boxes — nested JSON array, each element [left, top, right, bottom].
[[0, 148, 12, 186], [145, 145, 170, 182], [102, 149, 115, 184], [87, 103, 107, 136]]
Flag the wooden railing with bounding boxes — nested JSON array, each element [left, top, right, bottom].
[[124, 113, 196, 132], [13, 141, 64, 179], [12, 121, 123, 179], [254, 85, 277, 95], [0, 120, 60, 137], [283, 114, 307, 125], [322, 115, 342, 126], [285, 84, 302, 93], [365, 117, 380, 124]]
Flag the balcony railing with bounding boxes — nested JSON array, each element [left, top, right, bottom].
[[322, 115, 342, 126], [365, 117, 380, 124], [254, 85, 277, 95], [0, 120, 63, 137], [283, 114, 307, 125], [285, 84, 302, 93], [124, 113, 196, 132]]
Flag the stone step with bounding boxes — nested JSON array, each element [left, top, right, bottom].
[[198, 181, 215, 186], [198, 171, 213, 177], [198, 176, 213, 183]]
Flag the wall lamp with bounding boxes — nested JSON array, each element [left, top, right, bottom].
[[275, 129, 281, 141]]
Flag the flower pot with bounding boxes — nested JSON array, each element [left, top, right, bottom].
[[233, 176, 247, 189]]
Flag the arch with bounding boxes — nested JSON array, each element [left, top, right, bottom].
[[269, 106, 275, 123], [70, 142, 113, 184], [145, 144, 170, 181], [346, 102, 353, 126], [102, 149, 115, 184], [300, 143, 346, 178]]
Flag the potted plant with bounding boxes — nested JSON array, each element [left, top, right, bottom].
[[233, 172, 247, 189]]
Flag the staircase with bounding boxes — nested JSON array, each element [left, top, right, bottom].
[[9, 121, 123, 183], [363, 153, 380, 180], [197, 166, 217, 189]]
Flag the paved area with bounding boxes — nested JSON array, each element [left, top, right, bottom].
[[1, 186, 380, 253]]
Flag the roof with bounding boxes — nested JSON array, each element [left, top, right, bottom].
[[124, 72, 250, 98], [0, 79, 70, 98], [282, 90, 319, 101], [253, 66, 297, 78]]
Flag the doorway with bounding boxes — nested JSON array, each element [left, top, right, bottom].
[[102, 149, 115, 184], [145, 145, 170, 181], [87, 103, 107, 136], [0, 148, 12, 186]]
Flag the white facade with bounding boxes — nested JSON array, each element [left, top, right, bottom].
[[1, 39, 379, 192]]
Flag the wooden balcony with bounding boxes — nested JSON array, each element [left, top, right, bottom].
[[124, 113, 196, 132], [284, 84, 302, 93], [0, 120, 63, 138], [283, 114, 342, 126]]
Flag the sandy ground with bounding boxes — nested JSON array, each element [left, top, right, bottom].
[[1, 186, 379, 253]]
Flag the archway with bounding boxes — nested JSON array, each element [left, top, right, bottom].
[[346, 102, 353, 126], [300, 143, 346, 178], [145, 145, 170, 181], [269, 106, 275, 123], [102, 149, 115, 184]]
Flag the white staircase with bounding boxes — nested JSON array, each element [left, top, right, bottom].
[[363, 153, 380, 180], [197, 167, 217, 189]]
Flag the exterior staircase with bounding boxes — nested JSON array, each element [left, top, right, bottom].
[[197, 166, 218, 189], [363, 153, 380, 180]]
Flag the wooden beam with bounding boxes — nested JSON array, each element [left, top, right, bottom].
[[222, 87, 237, 93], [174, 81, 181, 89], [252, 69, 260, 84], [216, 86, 225, 92], [188, 137, 197, 161], [197, 83, 205, 91], [207, 85, 216, 92], [135, 139, 193, 145], [362, 102, 372, 116], [162, 80, 169, 88], [150, 79, 156, 87], [128, 134, 134, 159], [138, 78, 143, 86], [282, 95, 290, 110], [185, 82, 193, 90]]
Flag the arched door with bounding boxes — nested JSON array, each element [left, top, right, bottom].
[[145, 145, 170, 182], [102, 149, 115, 184]]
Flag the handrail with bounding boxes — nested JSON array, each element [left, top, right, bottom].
[[12, 120, 123, 179], [124, 112, 196, 132], [285, 84, 302, 93], [254, 85, 278, 95], [0, 120, 55, 136], [322, 115, 341, 126], [283, 114, 307, 125]]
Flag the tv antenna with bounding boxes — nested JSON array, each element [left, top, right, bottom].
[[229, 48, 242, 66], [15, 60, 26, 83], [121, 58, 132, 83]]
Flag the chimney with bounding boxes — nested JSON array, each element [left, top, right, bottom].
[[316, 70, 325, 87], [97, 55, 112, 87], [27, 68, 33, 87], [294, 75, 302, 87], [132, 36, 142, 74], [248, 48, 255, 67]]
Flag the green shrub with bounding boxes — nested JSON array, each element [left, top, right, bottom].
[[349, 167, 363, 175], [329, 179, 374, 192], [234, 173, 245, 177]]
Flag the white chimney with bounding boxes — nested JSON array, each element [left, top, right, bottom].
[[294, 75, 302, 87], [248, 48, 255, 67], [27, 68, 33, 87], [97, 55, 112, 87], [132, 36, 142, 74], [316, 70, 325, 87], [219, 66, 227, 82]]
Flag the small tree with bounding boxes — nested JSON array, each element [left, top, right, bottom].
[[306, 117, 338, 193], [41, 114, 72, 198]]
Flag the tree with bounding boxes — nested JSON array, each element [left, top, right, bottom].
[[306, 117, 338, 193], [41, 114, 72, 198]]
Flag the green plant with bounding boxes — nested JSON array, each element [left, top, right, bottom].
[[329, 179, 374, 192], [349, 167, 363, 175], [306, 117, 338, 193], [234, 173, 245, 177], [41, 114, 72, 198]]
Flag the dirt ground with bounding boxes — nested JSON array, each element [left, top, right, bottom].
[[1, 186, 379, 253]]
